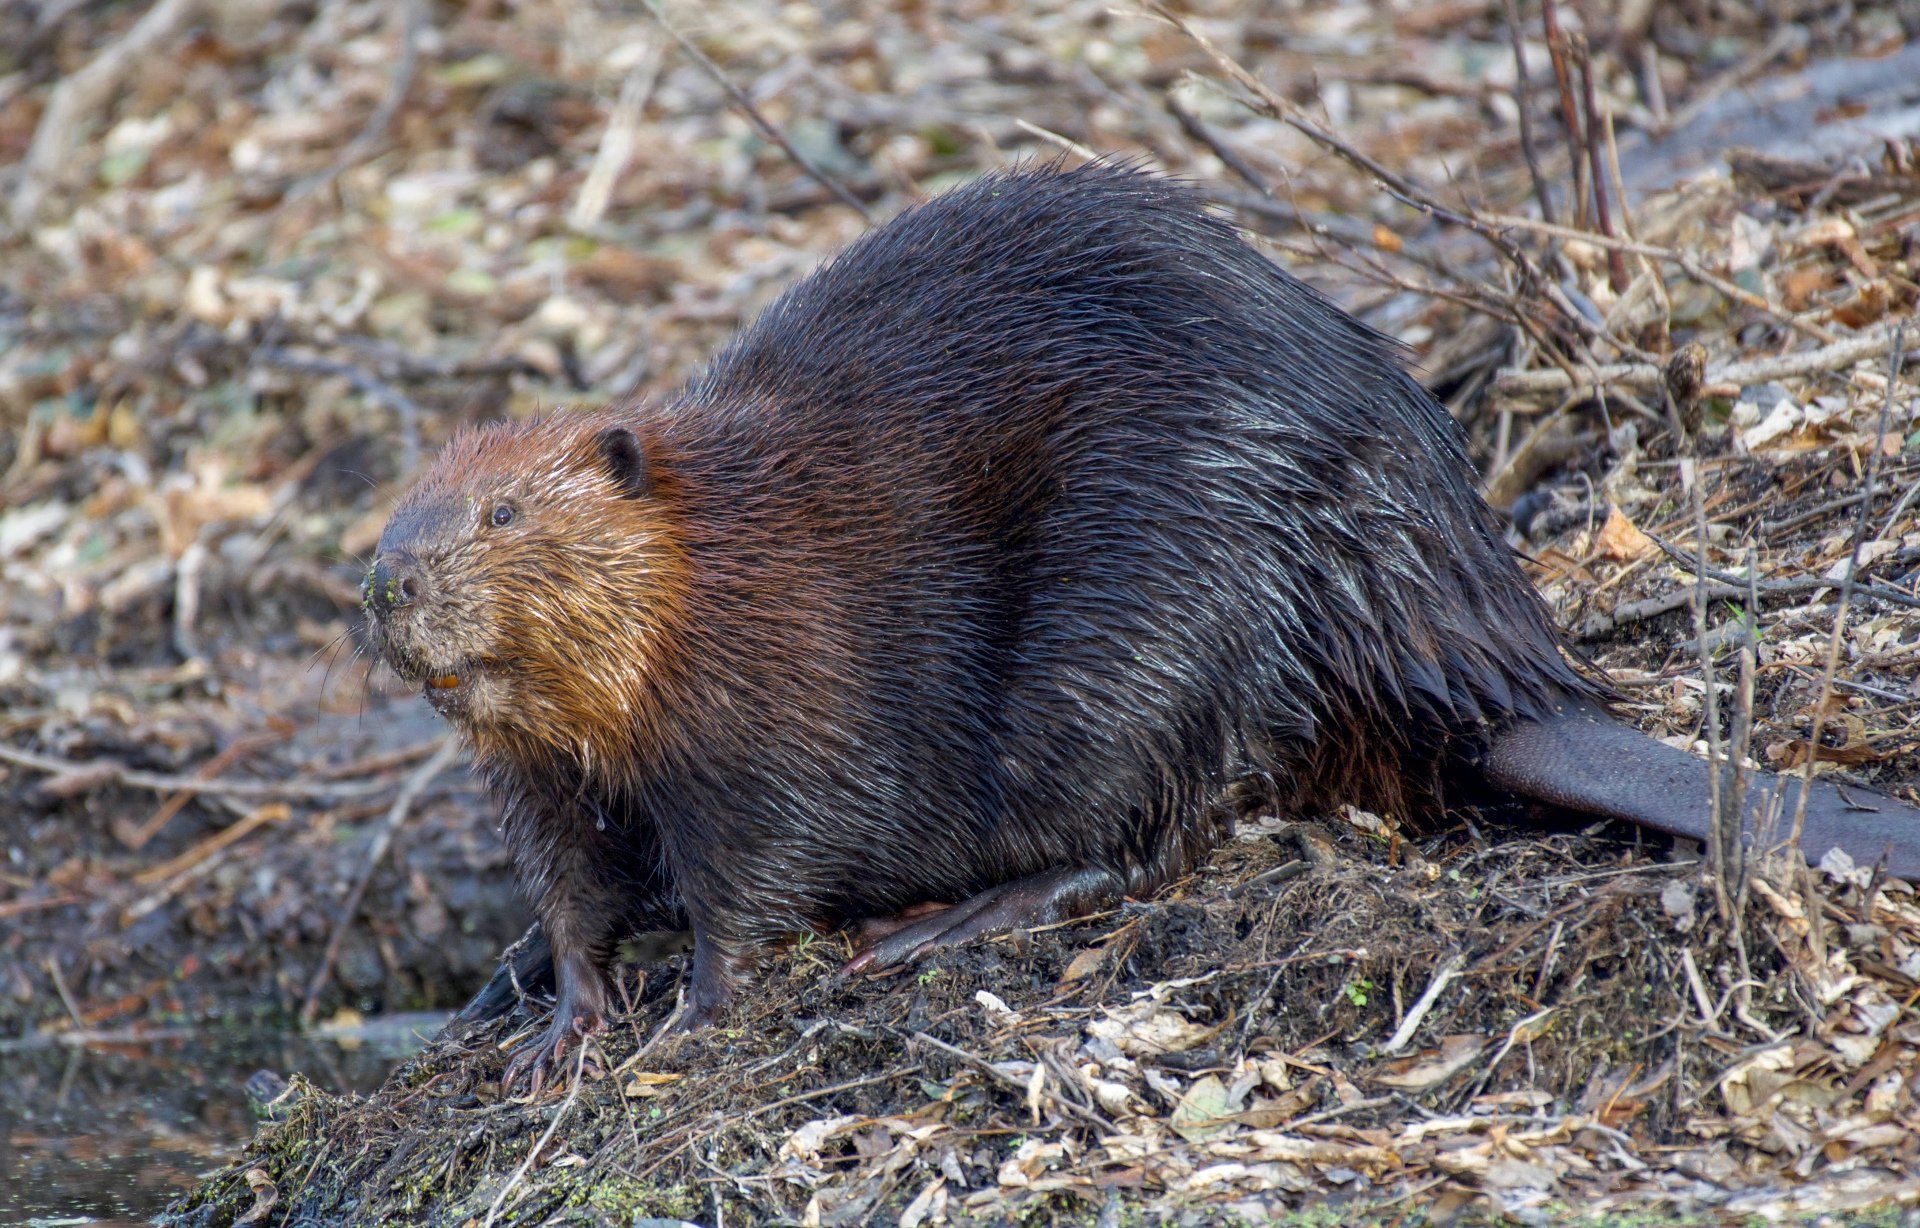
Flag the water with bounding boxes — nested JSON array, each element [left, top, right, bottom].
[[0, 1014, 446, 1224]]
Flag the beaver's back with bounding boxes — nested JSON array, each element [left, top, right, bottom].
[[633, 163, 1589, 926]]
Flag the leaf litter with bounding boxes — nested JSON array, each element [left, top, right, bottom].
[[5, 0, 1920, 1223]]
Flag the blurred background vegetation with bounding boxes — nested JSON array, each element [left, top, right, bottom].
[[6, 0, 1920, 1221]]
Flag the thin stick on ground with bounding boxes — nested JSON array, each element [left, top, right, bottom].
[[1013, 118, 1103, 164], [1574, 36, 1630, 295], [124, 731, 290, 851], [44, 956, 88, 1032], [1540, 0, 1587, 230], [483, 1037, 590, 1228], [1149, 4, 1548, 292], [1575, 570, 1920, 640], [1876, 466, 1920, 541], [1380, 951, 1465, 1055], [570, 42, 668, 230], [0, 742, 403, 802], [287, 0, 424, 202], [257, 346, 429, 480], [1479, 211, 1836, 346], [1792, 325, 1906, 853], [1499, 0, 1555, 225], [301, 737, 461, 1025], [132, 801, 291, 889], [1717, 544, 1758, 947], [640, 0, 871, 223], [8, 0, 203, 229], [1165, 95, 1271, 197], [1644, 531, 1920, 610], [1687, 448, 1731, 927], [1495, 323, 1900, 398]]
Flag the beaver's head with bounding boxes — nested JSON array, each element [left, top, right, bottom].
[[364, 411, 679, 768]]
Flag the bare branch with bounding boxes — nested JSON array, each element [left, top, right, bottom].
[[10, 0, 203, 229], [641, 0, 871, 222], [1791, 326, 1905, 849]]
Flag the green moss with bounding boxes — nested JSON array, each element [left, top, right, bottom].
[[565, 1175, 707, 1223]]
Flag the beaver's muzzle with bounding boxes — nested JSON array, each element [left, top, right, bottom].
[[363, 555, 420, 620]]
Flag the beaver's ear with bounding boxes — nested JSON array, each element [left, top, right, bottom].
[[595, 427, 650, 499]]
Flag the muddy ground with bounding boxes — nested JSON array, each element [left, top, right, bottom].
[[6, 0, 1920, 1223]]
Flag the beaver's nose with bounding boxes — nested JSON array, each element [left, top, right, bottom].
[[364, 556, 419, 619]]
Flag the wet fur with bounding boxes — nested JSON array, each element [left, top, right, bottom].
[[372, 164, 1915, 1066]]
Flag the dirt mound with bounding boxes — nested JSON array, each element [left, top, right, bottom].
[[163, 820, 1920, 1225]]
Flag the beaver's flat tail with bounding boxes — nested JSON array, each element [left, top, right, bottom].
[[1484, 700, 1920, 880]]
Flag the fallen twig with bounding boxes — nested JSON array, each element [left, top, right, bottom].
[[571, 41, 668, 230], [257, 346, 428, 478], [1212, 189, 1382, 251], [1682, 389, 1738, 930], [302, 737, 461, 1025], [1482, 211, 1836, 344], [740, 1066, 921, 1121], [1793, 326, 1905, 845], [1877, 468, 1920, 541], [483, 1036, 589, 1228], [911, 1031, 1107, 1126], [1165, 95, 1270, 197], [640, 0, 871, 222], [123, 731, 291, 851], [1574, 35, 1630, 294], [311, 738, 445, 781], [9, 0, 203, 228], [44, 957, 89, 1033], [1013, 118, 1102, 163], [1499, 0, 1556, 225], [0, 894, 82, 921], [1644, 531, 1920, 610], [1151, 4, 1548, 292], [1576, 567, 1920, 641], [172, 536, 210, 662], [0, 742, 401, 801], [1495, 325, 1904, 398], [287, 0, 424, 202], [132, 802, 292, 888], [1380, 952, 1465, 1055], [1540, 0, 1587, 229]]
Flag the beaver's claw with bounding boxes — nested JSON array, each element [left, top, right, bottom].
[[501, 1007, 605, 1096]]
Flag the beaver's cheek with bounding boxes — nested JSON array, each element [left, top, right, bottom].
[[436, 585, 501, 650], [412, 603, 475, 662], [403, 615, 446, 668], [464, 672, 511, 722]]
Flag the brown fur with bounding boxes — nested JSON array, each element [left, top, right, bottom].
[[366, 165, 1920, 1090], [374, 412, 689, 779]]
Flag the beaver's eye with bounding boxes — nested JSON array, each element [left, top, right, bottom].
[[490, 504, 515, 527]]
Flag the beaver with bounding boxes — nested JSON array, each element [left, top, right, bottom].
[[364, 163, 1920, 1088]]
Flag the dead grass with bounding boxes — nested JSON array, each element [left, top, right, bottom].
[[4, 1, 1920, 1224], [166, 820, 1920, 1225]]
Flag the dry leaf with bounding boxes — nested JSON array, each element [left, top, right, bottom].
[[1372, 1034, 1488, 1090], [781, 1116, 861, 1163], [996, 1138, 1065, 1187], [1594, 506, 1653, 562], [1086, 1006, 1213, 1056], [624, 1070, 683, 1098], [234, 1168, 279, 1226], [1171, 1074, 1244, 1142], [898, 1178, 946, 1228], [1059, 944, 1108, 983]]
